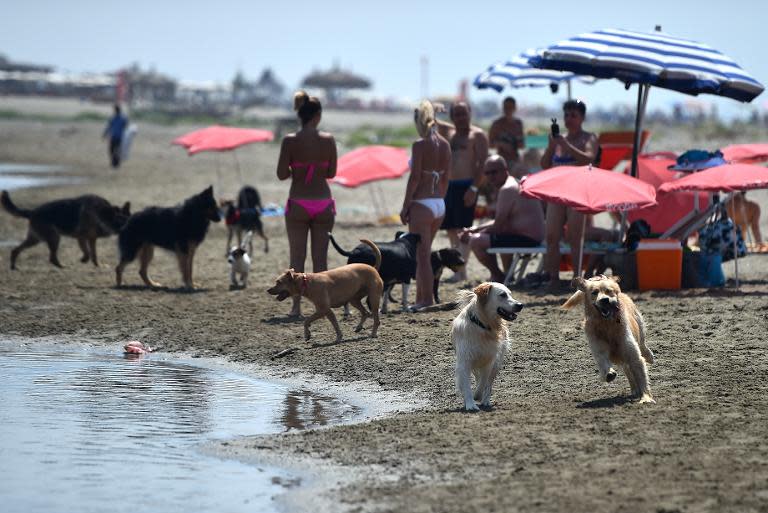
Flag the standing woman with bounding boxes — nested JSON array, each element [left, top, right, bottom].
[[540, 99, 597, 289], [276, 91, 338, 316], [400, 100, 451, 310]]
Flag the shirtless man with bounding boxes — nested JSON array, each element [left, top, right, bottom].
[[489, 97, 525, 170], [461, 155, 545, 283], [436, 101, 489, 282]]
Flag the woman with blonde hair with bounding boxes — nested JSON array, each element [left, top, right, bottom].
[[276, 91, 338, 316], [400, 100, 451, 310]]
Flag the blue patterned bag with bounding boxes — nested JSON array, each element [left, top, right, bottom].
[[698, 204, 747, 262]]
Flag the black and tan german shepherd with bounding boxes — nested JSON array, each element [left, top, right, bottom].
[[115, 186, 220, 289], [1, 190, 131, 269]]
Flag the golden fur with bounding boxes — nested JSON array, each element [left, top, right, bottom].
[[267, 240, 383, 343], [725, 192, 762, 244], [562, 275, 655, 404]]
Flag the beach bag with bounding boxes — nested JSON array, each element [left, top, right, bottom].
[[698, 204, 747, 262], [696, 251, 726, 287]]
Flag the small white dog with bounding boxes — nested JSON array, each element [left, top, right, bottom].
[[227, 232, 252, 288], [450, 282, 523, 411]]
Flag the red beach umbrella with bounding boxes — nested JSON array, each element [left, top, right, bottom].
[[331, 145, 409, 188], [659, 163, 768, 287], [721, 143, 768, 164], [520, 165, 657, 214], [520, 165, 657, 275], [172, 125, 274, 155]]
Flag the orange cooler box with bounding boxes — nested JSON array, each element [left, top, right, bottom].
[[636, 239, 682, 290]]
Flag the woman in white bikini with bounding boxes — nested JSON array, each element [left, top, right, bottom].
[[276, 91, 338, 316], [400, 100, 451, 310]]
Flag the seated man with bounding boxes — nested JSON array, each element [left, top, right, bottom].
[[460, 155, 545, 282]]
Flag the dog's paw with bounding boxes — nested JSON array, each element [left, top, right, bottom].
[[606, 370, 617, 383], [464, 403, 480, 412], [637, 394, 656, 404]]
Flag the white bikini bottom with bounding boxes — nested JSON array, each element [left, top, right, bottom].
[[411, 198, 446, 218]]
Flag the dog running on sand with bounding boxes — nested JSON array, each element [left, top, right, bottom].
[[451, 282, 523, 411], [267, 240, 383, 343], [562, 275, 656, 404]]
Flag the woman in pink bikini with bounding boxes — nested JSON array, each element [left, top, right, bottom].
[[277, 91, 338, 316], [400, 100, 451, 310]]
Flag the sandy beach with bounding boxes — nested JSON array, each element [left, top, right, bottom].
[[1, 107, 768, 512]]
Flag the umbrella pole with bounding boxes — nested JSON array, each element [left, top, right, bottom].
[[566, 80, 572, 101], [215, 155, 223, 196], [622, 83, 651, 241], [576, 215, 586, 278], [732, 195, 740, 288], [232, 151, 245, 186]]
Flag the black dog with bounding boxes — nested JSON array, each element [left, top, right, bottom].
[[115, 186, 221, 289], [1, 190, 130, 269], [385, 247, 466, 304], [221, 185, 268, 255], [330, 231, 420, 313]]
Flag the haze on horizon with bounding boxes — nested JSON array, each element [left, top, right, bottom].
[[1, 0, 765, 118]]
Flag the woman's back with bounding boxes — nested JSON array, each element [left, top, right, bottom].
[[279, 130, 337, 199], [412, 134, 450, 199]]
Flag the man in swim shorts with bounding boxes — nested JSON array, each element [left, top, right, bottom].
[[460, 155, 544, 283], [436, 101, 489, 282]]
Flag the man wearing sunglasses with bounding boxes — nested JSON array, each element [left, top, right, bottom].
[[460, 155, 544, 283]]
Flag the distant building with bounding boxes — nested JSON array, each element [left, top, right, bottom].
[[231, 68, 286, 107]]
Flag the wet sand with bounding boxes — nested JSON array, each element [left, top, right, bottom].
[[1, 114, 768, 513]]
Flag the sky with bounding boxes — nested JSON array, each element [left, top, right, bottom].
[[1, 0, 766, 119]]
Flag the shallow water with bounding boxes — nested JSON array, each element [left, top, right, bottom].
[[0, 162, 78, 190], [0, 341, 360, 513]]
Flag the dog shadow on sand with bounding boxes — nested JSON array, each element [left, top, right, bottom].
[[576, 395, 634, 409], [113, 284, 209, 294]]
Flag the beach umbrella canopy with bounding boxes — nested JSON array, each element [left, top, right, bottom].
[[529, 28, 765, 177], [172, 125, 274, 155], [474, 49, 596, 94], [520, 165, 657, 214], [721, 143, 768, 163], [331, 145, 409, 188], [658, 163, 768, 194]]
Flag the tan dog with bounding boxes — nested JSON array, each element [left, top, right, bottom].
[[562, 275, 656, 404], [726, 192, 762, 244], [267, 240, 383, 343], [451, 282, 523, 411]]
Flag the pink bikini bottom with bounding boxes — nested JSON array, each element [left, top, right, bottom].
[[285, 198, 336, 220]]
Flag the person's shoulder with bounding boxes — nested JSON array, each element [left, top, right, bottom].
[[500, 177, 520, 194], [470, 125, 489, 138], [318, 131, 335, 140], [490, 116, 505, 127]]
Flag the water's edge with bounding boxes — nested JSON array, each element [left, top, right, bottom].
[[2, 334, 426, 513]]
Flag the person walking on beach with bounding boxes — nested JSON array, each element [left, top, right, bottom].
[[276, 90, 337, 317], [489, 97, 525, 170], [436, 102, 489, 282], [540, 99, 598, 289], [400, 100, 451, 310], [102, 104, 128, 168]]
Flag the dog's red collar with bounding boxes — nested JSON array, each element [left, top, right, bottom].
[[299, 273, 309, 295], [225, 209, 241, 226]]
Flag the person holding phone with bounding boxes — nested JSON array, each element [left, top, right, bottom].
[[540, 99, 598, 290]]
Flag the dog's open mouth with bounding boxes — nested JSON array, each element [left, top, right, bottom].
[[497, 307, 518, 322], [275, 290, 290, 301], [596, 302, 619, 319]]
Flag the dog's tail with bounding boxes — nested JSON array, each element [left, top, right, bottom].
[[328, 232, 353, 257], [561, 290, 584, 310], [1, 190, 32, 218], [360, 239, 381, 270]]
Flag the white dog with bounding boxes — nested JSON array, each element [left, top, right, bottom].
[[450, 282, 523, 411], [227, 232, 252, 288]]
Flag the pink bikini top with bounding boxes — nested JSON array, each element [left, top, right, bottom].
[[290, 161, 331, 184]]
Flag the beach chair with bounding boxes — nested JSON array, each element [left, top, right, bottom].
[[597, 130, 651, 170]]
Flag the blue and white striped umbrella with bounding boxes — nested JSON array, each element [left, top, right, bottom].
[[474, 49, 595, 92], [528, 28, 764, 102]]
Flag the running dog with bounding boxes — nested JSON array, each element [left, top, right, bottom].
[[221, 185, 268, 255], [267, 240, 383, 343], [115, 186, 221, 289], [451, 282, 523, 411], [562, 275, 656, 404], [1, 190, 130, 269]]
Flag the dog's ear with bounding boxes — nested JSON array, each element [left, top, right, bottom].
[[122, 202, 131, 214], [610, 275, 621, 283], [571, 277, 587, 291], [473, 282, 493, 305]]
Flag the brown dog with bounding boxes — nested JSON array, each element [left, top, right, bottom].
[[562, 275, 655, 404], [267, 240, 383, 343], [726, 192, 762, 244]]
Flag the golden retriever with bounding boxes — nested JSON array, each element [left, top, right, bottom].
[[562, 275, 655, 404], [450, 282, 523, 411]]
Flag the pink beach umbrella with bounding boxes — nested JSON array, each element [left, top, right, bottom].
[[721, 143, 768, 164], [659, 163, 768, 287], [520, 165, 657, 274]]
